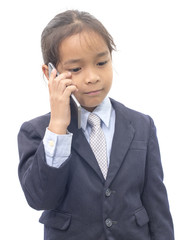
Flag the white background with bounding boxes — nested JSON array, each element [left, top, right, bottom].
[[0, 0, 191, 239]]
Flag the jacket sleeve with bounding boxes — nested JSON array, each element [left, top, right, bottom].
[[17, 121, 71, 210], [142, 117, 174, 240]]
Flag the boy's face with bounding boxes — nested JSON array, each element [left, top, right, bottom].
[[57, 31, 113, 112]]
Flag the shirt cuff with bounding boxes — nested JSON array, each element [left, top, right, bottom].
[[43, 128, 73, 167]]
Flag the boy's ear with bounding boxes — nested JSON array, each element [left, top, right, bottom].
[[42, 64, 49, 80]]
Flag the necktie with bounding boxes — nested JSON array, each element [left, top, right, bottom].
[[88, 113, 108, 179]]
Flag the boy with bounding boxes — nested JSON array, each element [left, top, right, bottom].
[[18, 10, 174, 240]]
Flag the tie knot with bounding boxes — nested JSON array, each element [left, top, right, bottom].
[[88, 113, 101, 128]]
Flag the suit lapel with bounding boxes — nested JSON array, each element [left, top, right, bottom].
[[68, 99, 135, 185], [105, 100, 135, 186]]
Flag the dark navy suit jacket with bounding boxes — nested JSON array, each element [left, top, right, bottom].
[[18, 99, 174, 240]]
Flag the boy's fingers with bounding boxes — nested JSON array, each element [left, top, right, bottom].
[[50, 71, 72, 84], [58, 79, 73, 94], [48, 71, 72, 92], [49, 68, 57, 81], [63, 85, 78, 98]]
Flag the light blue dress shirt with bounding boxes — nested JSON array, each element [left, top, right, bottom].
[[43, 97, 116, 168]]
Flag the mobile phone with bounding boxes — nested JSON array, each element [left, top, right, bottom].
[[48, 62, 81, 129]]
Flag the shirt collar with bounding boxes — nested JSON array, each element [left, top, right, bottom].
[[81, 97, 112, 131]]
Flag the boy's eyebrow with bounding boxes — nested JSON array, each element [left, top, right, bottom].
[[63, 51, 109, 65], [63, 59, 82, 65], [96, 51, 109, 58]]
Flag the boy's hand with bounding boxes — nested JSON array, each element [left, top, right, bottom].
[[48, 69, 78, 134]]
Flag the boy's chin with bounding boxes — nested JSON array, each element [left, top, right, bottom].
[[81, 105, 98, 112], [80, 99, 104, 112]]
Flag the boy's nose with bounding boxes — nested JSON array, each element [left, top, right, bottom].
[[84, 70, 100, 84]]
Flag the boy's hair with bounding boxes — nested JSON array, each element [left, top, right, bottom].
[[41, 10, 116, 67]]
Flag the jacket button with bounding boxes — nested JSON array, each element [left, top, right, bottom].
[[105, 218, 113, 227], [105, 188, 112, 197]]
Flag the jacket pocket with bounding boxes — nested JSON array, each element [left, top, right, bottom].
[[39, 210, 71, 230], [130, 141, 147, 150], [134, 207, 149, 227]]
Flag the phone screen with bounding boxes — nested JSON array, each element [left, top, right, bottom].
[[48, 62, 81, 129]]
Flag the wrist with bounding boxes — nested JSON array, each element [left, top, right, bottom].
[[48, 120, 68, 135]]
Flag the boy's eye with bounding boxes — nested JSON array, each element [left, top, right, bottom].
[[69, 67, 81, 73], [97, 61, 108, 66]]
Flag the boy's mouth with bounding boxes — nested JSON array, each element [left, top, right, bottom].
[[84, 89, 103, 96]]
